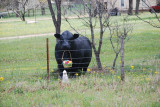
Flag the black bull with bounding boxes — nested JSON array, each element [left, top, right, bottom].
[[54, 31, 92, 77]]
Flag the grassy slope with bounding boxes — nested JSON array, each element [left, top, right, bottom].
[[0, 12, 159, 37], [0, 13, 160, 106]]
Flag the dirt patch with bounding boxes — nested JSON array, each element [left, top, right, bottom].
[[0, 33, 54, 40]]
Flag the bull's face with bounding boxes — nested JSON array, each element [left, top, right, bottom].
[[54, 31, 79, 50]]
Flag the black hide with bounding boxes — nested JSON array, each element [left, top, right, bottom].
[[55, 30, 92, 77]]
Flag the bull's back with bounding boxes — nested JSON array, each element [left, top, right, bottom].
[[74, 36, 92, 58], [75, 36, 92, 50]]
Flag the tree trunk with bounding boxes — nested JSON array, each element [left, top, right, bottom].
[[56, 0, 61, 34], [22, 14, 25, 21], [28, 9, 30, 17], [16, 11, 19, 17], [95, 52, 102, 70], [120, 36, 125, 81], [112, 53, 119, 70], [7, 9, 10, 17], [83, 4, 86, 14], [41, 7, 45, 15], [135, 0, 140, 15], [128, 0, 133, 15], [33, 9, 34, 16]]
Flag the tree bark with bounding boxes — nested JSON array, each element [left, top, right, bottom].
[[128, 0, 133, 15], [120, 36, 125, 81], [135, 0, 140, 15]]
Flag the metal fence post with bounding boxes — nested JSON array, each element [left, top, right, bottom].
[[46, 38, 49, 80]]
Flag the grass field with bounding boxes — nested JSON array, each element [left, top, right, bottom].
[[0, 13, 160, 106]]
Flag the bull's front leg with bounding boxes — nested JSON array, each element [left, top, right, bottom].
[[58, 63, 64, 79]]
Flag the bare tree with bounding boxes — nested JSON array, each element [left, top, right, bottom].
[[136, 0, 160, 28], [109, 17, 133, 81], [11, 0, 29, 21], [47, 0, 61, 34], [64, 0, 117, 70], [108, 22, 121, 70], [0, 0, 7, 10], [128, 0, 133, 15], [39, 0, 47, 15], [108, 18, 133, 70]]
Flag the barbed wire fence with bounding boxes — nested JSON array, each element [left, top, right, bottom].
[[0, 0, 159, 80], [0, 36, 159, 80]]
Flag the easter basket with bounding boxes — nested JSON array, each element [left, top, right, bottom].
[[62, 51, 73, 68], [63, 60, 72, 68]]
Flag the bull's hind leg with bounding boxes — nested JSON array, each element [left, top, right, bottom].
[[82, 63, 90, 75]]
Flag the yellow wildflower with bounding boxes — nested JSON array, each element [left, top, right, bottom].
[[143, 68, 146, 71], [51, 70, 54, 72], [41, 67, 46, 70], [75, 73, 78, 76], [0, 77, 4, 81], [108, 67, 111, 70], [8, 81, 11, 84], [146, 78, 150, 81], [39, 77, 42, 80], [119, 61, 121, 64], [87, 68, 91, 72], [131, 65, 134, 69], [154, 72, 158, 74], [117, 76, 120, 79], [110, 69, 115, 74], [148, 71, 152, 73]]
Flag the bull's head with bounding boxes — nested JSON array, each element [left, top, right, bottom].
[[54, 31, 79, 50]]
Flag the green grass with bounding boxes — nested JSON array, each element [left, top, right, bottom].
[[0, 71, 160, 106], [0, 13, 160, 106]]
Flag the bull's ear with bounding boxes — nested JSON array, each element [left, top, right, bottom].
[[54, 34, 60, 39], [73, 34, 79, 39]]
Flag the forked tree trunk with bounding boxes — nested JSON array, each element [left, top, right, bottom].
[[47, 0, 61, 34], [89, 8, 102, 70], [120, 36, 125, 81]]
